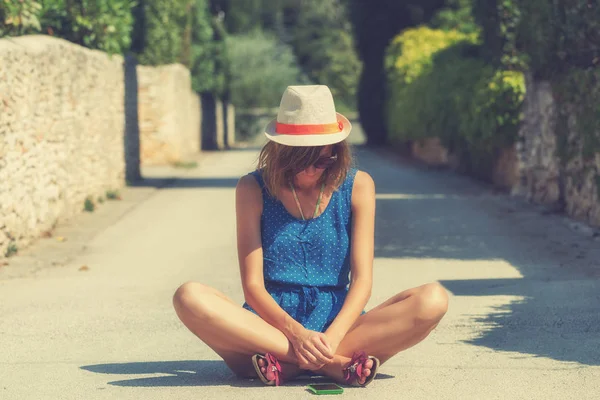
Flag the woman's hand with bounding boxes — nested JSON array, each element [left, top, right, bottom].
[[289, 327, 334, 371]]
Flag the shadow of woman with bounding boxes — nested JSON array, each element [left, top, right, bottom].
[[81, 360, 250, 387], [81, 360, 395, 388]]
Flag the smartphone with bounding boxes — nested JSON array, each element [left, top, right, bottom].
[[307, 383, 344, 395]]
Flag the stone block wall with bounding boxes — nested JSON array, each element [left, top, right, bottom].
[[405, 72, 599, 227], [516, 73, 600, 226], [137, 64, 201, 165], [513, 76, 562, 205], [0, 35, 207, 259], [409, 139, 517, 190], [0, 36, 125, 257]]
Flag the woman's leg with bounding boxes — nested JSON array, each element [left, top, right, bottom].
[[317, 282, 449, 384], [172, 281, 303, 379]]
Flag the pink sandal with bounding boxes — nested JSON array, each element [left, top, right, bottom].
[[342, 351, 380, 387], [251, 353, 283, 386]]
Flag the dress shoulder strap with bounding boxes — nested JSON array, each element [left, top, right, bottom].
[[341, 168, 358, 208], [249, 169, 265, 189], [249, 169, 275, 204]]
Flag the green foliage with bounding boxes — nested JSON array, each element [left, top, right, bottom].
[[226, 30, 306, 110], [517, 0, 600, 76], [208, 14, 229, 98], [473, 0, 523, 69], [84, 196, 95, 212], [385, 27, 525, 176], [290, 0, 361, 110], [5, 242, 18, 258], [189, 0, 219, 93], [212, 0, 264, 34], [430, 0, 479, 34], [210, 0, 298, 35], [474, 0, 600, 181], [135, 0, 189, 65], [474, 0, 600, 74], [1, 0, 134, 54], [172, 160, 198, 169], [386, 26, 477, 85], [40, 0, 134, 54], [106, 189, 121, 200], [0, 0, 41, 36], [553, 68, 600, 164], [347, 0, 447, 144]]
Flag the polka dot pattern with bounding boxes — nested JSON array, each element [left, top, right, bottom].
[[242, 168, 359, 332]]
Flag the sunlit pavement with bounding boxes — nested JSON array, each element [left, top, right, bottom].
[[1, 126, 599, 399]]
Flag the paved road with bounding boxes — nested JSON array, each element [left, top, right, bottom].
[[2, 131, 600, 399]]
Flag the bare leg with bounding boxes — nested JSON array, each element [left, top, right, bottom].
[[317, 282, 449, 384], [173, 281, 448, 385], [172, 282, 304, 379]]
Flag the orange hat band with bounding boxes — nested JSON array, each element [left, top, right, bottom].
[[276, 121, 343, 135]]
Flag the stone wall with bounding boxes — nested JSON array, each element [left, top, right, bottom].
[[405, 72, 599, 227], [137, 64, 201, 165], [516, 73, 600, 226], [409, 138, 517, 190], [0, 36, 125, 257], [513, 75, 562, 205], [0, 36, 208, 259]]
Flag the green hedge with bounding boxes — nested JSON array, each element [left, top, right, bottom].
[[385, 26, 525, 175], [226, 30, 308, 138], [1, 0, 135, 54], [347, 0, 447, 145], [474, 0, 600, 169], [134, 0, 189, 65], [474, 0, 600, 75]]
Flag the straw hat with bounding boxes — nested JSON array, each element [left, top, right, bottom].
[[264, 85, 352, 146]]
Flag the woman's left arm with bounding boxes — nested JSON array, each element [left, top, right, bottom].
[[324, 170, 375, 352]]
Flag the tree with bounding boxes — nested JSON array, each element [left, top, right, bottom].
[[226, 30, 304, 109], [347, 0, 446, 145], [290, 0, 361, 110]]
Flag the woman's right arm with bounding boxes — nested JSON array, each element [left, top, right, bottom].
[[235, 175, 333, 368]]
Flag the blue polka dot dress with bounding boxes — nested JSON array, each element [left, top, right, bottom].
[[242, 168, 359, 333]]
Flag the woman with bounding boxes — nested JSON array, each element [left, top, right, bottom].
[[173, 85, 448, 387]]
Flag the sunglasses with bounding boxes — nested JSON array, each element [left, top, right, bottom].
[[294, 154, 338, 172], [313, 154, 338, 169], [295, 154, 337, 172]]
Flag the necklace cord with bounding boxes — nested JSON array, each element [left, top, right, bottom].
[[289, 182, 325, 221]]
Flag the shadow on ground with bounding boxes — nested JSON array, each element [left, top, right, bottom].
[[129, 177, 240, 189], [353, 147, 600, 366], [80, 360, 394, 387], [129, 144, 600, 367]]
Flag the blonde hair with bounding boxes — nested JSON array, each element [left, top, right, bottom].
[[257, 141, 353, 199]]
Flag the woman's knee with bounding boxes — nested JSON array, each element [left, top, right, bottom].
[[172, 282, 216, 321], [414, 282, 449, 324]]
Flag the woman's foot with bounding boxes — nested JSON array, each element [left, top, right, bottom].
[[341, 351, 379, 386], [252, 354, 303, 386], [317, 352, 377, 386], [351, 357, 374, 385]]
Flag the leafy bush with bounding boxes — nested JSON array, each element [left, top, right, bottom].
[[474, 0, 600, 167], [474, 0, 600, 75], [289, 0, 361, 111], [226, 31, 307, 109], [347, 0, 447, 145], [0, 0, 41, 36], [134, 0, 189, 65], [472, 0, 524, 70], [385, 26, 525, 175], [430, 0, 479, 34], [1, 0, 135, 54], [188, 0, 219, 94]]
